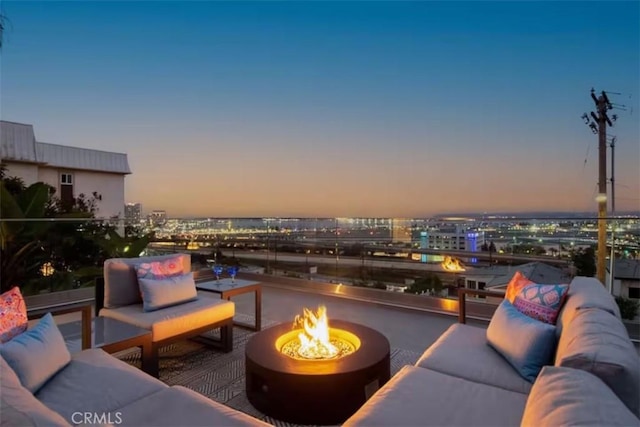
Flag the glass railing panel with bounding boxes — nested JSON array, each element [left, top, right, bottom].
[[2, 215, 637, 322], [149, 216, 637, 318]]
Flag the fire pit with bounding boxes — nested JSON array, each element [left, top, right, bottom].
[[245, 306, 390, 425]]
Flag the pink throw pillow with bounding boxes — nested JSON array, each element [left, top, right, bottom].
[[513, 283, 570, 325], [135, 257, 185, 298], [135, 257, 184, 280], [0, 286, 28, 343]]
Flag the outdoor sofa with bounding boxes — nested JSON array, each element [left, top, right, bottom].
[[1, 348, 270, 426], [95, 253, 235, 377], [344, 276, 640, 426]]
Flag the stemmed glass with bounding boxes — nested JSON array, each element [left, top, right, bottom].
[[213, 265, 224, 284], [227, 266, 239, 285]]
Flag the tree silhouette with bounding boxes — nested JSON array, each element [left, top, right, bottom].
[[572, 246, 596, 277]]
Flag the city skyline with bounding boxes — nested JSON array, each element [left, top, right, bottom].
[[1, 1, 638, 217]]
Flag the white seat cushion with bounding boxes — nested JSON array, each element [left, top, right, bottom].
[[35, 349, 166, 423], [522, 366, 640, 426], [117, 386, 271, 426], [555, 307, 640, 417], [100, 293, 234, 342], [415, 323, 533, 394], [344, 365, 527, 427]]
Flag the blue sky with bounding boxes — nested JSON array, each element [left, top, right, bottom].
[[1, 1, 638, 217]]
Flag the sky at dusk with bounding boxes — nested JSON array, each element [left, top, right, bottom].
[[1, 1, 638, 218]]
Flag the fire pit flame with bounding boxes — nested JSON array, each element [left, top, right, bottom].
[[278, 305, 358, 360], [295, 306, 339, 359]]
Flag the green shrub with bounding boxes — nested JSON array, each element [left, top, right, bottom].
[[615, 296, 639, 320]]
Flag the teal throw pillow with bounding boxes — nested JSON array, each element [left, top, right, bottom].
[[0, 313, 71, 393], [487, 300, 557, 382], [139, 272, 198, 312]]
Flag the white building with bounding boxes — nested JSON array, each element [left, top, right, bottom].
[[420, 225, 485, 251], [148, 210, 167, 227], [607, 259, 640, 300], [0, 120, 131, 218], [125, 202, 142, 224]]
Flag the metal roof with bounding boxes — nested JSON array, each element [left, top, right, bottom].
[[1, 121, 131, 174], [0, 121, 38, 162], [610, 259, 640, 280], [466, 261, 571, 287], [36, 142, 131, 174]]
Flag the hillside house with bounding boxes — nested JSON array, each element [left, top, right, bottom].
[[0, 120, 131, 218]]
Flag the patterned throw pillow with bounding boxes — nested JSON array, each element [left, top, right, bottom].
[[135, 256, 184, 280], [505, 271, 534, 303], [0, 287, 28, 343], [513, 283, 570, 325]]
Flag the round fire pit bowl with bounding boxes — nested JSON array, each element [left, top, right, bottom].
[[245, 320, 390, 425]]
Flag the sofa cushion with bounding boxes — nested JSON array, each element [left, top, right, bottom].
[[36, 349, 167, 423], [139, 272, 198, 312], [117, 386, 272, 426], [415, 323, 532, 394], [104, 254, 191, 308], [100, 293, 234, 342], [0, 313, 71, 393], [521, 366, 640, 427], [487, 300, 556, 382], [513, 283, 569, 324], [555, 307, 640, 416], [1, 356, 70, 427], [556, 276, 620, 335], [505, 271, 533, 303], [0, 286, 28, 343], [343, 365, 528, 427]]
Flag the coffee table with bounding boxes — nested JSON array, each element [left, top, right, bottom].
[[94, 317, 155, 375], [196, 278, 262, 331]]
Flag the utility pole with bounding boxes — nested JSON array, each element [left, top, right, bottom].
[[266, 224, 270, 274], [583, 89, 616, 285], [609, 136, 616, 213], [335, 218, 339, 281], [608, 135, 617, 293]]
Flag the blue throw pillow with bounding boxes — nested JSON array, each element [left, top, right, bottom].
[[138, 272, 198, 312], [487, 300, 557, 382], [0, 313, 71, 393]]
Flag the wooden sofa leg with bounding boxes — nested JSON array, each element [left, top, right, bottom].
[[221, 322, 233, 353], [144, 342, 160, 378]]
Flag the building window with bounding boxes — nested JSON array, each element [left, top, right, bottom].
[[61, 173, 73, 185], [60, 173, 74, 209], [467, 280, 477, 290], [477, 282, 487, 299], [629, 287, 640, 299]]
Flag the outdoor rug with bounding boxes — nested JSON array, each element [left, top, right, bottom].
[[115, 314, 422, 426]]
